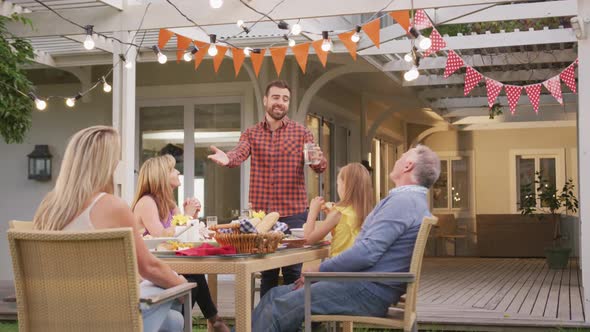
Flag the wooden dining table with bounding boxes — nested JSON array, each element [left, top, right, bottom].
[[160, 245, 330, 332]]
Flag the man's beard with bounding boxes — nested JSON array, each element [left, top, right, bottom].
[[266, 105, 288, 121]]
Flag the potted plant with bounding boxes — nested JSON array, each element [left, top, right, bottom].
[[519, 171, 579, 269]]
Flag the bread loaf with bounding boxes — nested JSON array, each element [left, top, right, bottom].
[[249, 217, 261, 227], [256, 212, 280, 233]]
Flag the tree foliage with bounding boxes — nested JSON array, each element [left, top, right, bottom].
[[0, 13, 34, 144]]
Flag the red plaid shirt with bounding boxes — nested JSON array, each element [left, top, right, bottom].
[[226, 116, 327, 216]]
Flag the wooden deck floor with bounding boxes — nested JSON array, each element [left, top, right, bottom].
[[214, 258, 589, 330], [2, 258, 589, 330]]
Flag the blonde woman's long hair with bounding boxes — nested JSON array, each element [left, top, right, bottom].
[[132, 154, 177, 221], [336, 163, 374, 228], [33, 126, 120, 230]]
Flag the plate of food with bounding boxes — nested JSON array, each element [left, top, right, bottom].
[[142, 236, 176, 250], [150, 240, 219, 254], [281, 237, 306, 248]]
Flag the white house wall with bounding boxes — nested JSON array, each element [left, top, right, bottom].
[[0, 83, 112, 280]]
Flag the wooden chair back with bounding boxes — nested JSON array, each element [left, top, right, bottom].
[[7, 227, 142, 332]]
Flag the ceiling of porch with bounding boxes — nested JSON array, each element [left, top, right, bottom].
[[3, 0, 580, 131]]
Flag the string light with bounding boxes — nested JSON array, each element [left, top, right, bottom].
[[278, 20, 289, 30], [208, 34, 218, 56], [209, 0, 223, 9], [291, 23, 302, 35], [236, 20, 250, 34], [28, 92, 47, 111], [65, 93, 82, 108], [101, 77, 112, 93], [351, 26, 361, 43], [321, 31, 332, 52], [151, 45, 167, 64], [283, 35, 296, 47], [404, 65, 420, 81], [183, 46, 199, 62], [409, 27, 432, 51], [83, 25, 95, 50], [404, 52, 413, 62]]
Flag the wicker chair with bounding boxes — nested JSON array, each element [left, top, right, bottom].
[[303, 216, 438, 332], [7, 227, 195, 332]]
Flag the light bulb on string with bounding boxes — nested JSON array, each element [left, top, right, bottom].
[[83, 25, 95, 50], [183, 46, 199, 62], [152, 46, 167, 64], [351, 26, 361, 43], [404, 52, 413, 62], [65, 94, 82, 108], [209, 0, 223, 9], [291, 23, 302, 36], [120, 54, 133, 69], [28, 92, 47, 111], [236, 19, 250, 33], [243, 47, 253, 57], [102, 77, 112, 93], [417, 35, 432, 50], [283, 34, 296, 47], [208, 35, 218, 56], [321, 31, 332, 52], [404, 65, 420, 81], [409, 27, 432, 51]]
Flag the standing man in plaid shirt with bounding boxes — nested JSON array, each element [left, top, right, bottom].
[[208, 80, 327, 296]]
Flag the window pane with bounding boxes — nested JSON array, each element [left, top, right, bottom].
[[321, 121, 332, 201], [539, 158, 557, 208], [140, 106, 185, 203], [517, 157, 535, 207], [306, 115, 321, 200], [194, 104, 241, 222], [432, 160, 448, 208], [451, 158, 469, 209]]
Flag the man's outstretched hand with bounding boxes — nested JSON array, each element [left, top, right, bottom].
[[208, 145, 229, 166]]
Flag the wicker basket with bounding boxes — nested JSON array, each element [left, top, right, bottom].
[[210, 223, 284, 254]]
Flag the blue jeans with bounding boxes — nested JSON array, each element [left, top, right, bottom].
[[260, 211, 308, 297], [252, 281, 398, 332], [140, 280, 184, 332]]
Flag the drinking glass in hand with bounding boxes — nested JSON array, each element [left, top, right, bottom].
[[304, 143, 321, 165], [206, 216, 218, 228]]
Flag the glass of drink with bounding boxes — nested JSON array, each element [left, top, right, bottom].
[[206, 216, 218, 228], [304, 143, 320, 165]]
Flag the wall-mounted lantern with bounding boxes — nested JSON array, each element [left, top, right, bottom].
[[28, 145, 52, 181]]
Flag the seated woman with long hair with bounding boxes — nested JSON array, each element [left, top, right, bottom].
[[132, 155, 229, 332], [33, 126, 187, 332]]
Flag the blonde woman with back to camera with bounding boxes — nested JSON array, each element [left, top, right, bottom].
[[33, 125, 188, 332]]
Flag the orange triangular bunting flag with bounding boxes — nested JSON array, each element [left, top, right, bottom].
[[231, 48, 246, 77], [213, 45, 228, 73], [311, 40, 328, 68], [338, 31, 357, 60], [158, 29, 175, 49], [389, 11, 410, 33], [176, 35, 192, 63], [270, 47, 288, 76], [292, 43, 310, 73], [362, 18, 381, 48], [250, 48, 266, 77], [193, 41, 208, 70]]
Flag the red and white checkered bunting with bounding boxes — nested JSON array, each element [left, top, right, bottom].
[[505, 85, 523, 115], [464, 67, 482, 96], [486, 78, 504, 108], [525, 84, 542, 114], [423, 29, 446, 57], [543, 75, 563, 105], [413, 10, 432, 30], [559, 64, 577, 93], [444, 50, 464, 78]]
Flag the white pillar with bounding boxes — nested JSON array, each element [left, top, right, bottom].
[[360, 93, 369, 160], [183, 103, 195, 203], [577, 0, 590, 321], [112, 31, 137, 204]]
